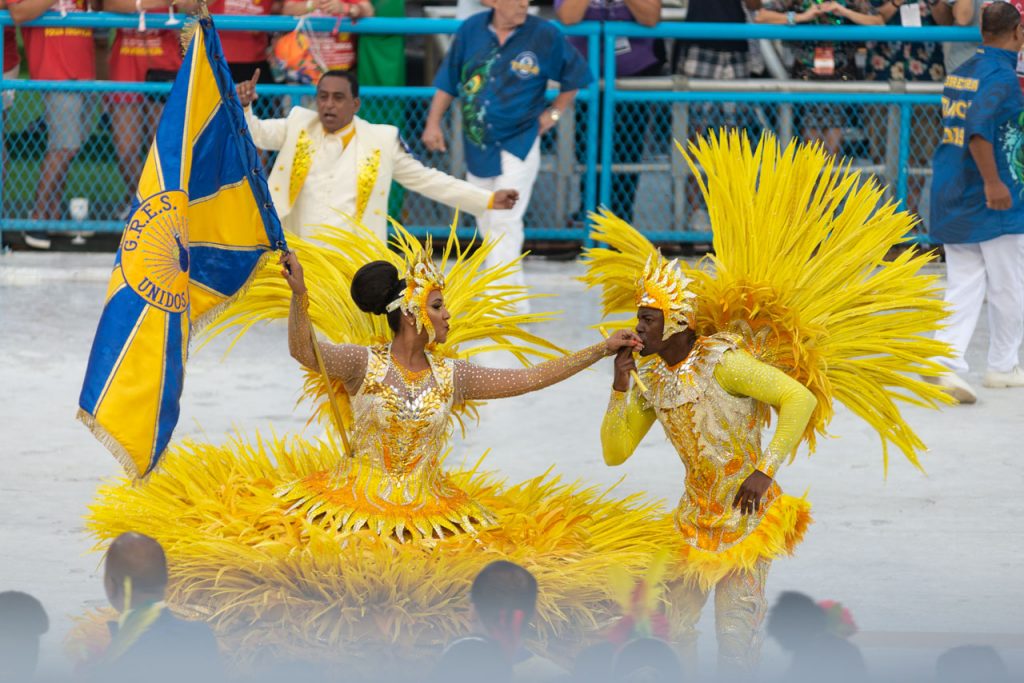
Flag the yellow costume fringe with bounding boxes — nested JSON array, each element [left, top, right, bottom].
[[678, 495, 812, 592], [583, 130, 953, 473]]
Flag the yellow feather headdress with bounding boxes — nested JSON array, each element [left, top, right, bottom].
[[386, 236, 446, 342], [635, 254, 698, 340]]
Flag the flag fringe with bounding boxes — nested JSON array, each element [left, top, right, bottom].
[[76, 408, 144, 480]]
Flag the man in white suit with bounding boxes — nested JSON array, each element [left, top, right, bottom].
[[237, 69, 519, 240]]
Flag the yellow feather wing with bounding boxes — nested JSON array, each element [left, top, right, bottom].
[[583, 130, 954, 472]]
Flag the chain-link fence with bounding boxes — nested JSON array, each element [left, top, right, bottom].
[[0, 15, 977, 246], [607, 83, 942, 239]]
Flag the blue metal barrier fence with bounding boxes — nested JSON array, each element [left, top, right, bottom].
[[0, 13, 980, 246]]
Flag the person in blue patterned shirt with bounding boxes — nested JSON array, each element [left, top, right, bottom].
[[422, 0, 592, 314], [930, 1, 1024, 402]]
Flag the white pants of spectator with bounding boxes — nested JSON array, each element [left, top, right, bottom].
[[467, 139, 540, 315], [934, 233, 1024, 374]]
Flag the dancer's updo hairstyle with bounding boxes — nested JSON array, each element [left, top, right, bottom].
[[351, 261, 405, 332]]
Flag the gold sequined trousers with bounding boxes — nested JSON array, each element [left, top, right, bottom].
[[666, 559, 769, 677]]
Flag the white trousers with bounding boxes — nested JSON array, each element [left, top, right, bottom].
[[934, 233, 1024, 373], [467, 140, 541, 311]]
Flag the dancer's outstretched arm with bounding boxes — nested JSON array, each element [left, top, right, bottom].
[[453, 331, 641, 401], [281, 251, 367, 394]]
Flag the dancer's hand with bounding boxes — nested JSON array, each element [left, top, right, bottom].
[[604, 329, 643, 355], [612, 346, 638, 392], [491, 189, 519, 210], [280, 251, 307, 295], [733, 470, 773, 516], [236, 69, 260, 108], [985, 180, 1012, 211]]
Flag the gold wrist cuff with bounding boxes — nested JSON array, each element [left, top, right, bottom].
[[295, 291, 310, 312]]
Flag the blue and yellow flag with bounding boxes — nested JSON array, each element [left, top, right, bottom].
[[78, 18, 286, 478]]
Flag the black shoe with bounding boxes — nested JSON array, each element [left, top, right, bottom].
[[24, 231, 51, 249]]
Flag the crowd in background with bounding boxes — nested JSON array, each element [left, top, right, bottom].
[[0, 532, 1015, 683], [0, 0, 1009, 248]]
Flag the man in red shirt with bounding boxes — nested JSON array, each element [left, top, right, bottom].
[[1, 0, 20, 219], [101, 0, 195, 216], [0, 0, 19, 106], [9, 0, 96, 249]]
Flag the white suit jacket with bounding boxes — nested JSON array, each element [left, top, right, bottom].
[[244, 108, 492, 239]]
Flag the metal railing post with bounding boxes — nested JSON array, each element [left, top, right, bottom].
[[884, 81, 906, 200], [896, 101, 913, 210], [555, 106, 575, 229], [0, 25, 5, 250], [451, 107, 466, 180], [779, 102, 794, 147], [671, 75, 689, 231], [600, 30, 617, 213], [584, 28, 600, 247]]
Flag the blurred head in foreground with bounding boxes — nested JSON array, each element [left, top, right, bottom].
[[0, 591, 49, 682], [104, 531, 169, 612]]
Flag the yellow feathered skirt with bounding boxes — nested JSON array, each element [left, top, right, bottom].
[[85, 435, 812, 676], [85, 433, 677, 675]]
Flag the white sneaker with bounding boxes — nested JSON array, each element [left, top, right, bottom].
[[923, 372, 978, 404], [982, 366, 1024, 388], [23, 231, 51, 250]]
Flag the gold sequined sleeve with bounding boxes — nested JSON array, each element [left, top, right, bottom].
[[713, 349, 817, 478], [288, 292, 367, 393], [601, 387, 657, 466], [453, 342, 610, 401]]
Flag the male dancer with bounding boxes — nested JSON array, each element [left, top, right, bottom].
[[600, 257, 816, 674]]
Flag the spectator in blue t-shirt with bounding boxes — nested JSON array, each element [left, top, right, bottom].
[[422, 0, 592, 314], [929, 1, 1024, 404]]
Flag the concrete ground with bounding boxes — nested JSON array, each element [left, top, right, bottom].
[[1, 252, 1022, 681]]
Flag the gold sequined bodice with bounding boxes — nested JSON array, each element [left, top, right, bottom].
[[349, 345, 455, 500], [641, 334, 779, 552]]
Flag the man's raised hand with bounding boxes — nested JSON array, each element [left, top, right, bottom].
[[236, 68, 261, 108]]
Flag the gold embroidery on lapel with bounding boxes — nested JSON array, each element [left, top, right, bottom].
[[356, 148, 381, 221], [290, 129, 314, 206]]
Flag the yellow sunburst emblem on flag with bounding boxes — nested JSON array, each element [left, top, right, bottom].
[[120, 190, 191, 314]]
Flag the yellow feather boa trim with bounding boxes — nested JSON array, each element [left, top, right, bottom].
[[677, 494, 812, 592]]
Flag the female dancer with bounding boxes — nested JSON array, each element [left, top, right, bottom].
[[277, 247, 641, 538]]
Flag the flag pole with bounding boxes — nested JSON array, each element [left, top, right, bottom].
[[282, 245, 353, 457], [308, 317, 353, 457]]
